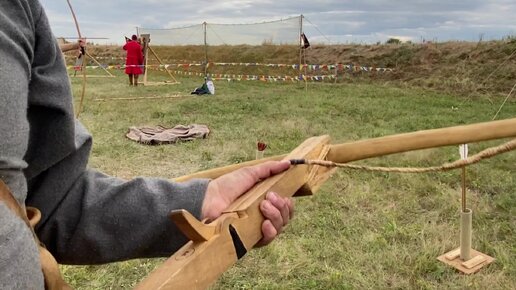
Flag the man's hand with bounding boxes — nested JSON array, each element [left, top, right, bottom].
[[77, 38, 86, 49], [201, 160, 294, 246], [58, 38, 86, 53]]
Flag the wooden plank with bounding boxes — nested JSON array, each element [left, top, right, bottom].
[[437, 248, 495, 274], [69, 75, 116, 78], [93, 94, 185, 101], [462, 255, 487, 269], [140, 81, 180, 86], [444, 248, 461, 260]]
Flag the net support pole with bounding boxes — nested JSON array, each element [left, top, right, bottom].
[[299, 15, 307, 91], [203, 22, 208, 78], [299, 15, 302, 73], [142, 34, 150, 85], [334, 63, 338, 84]]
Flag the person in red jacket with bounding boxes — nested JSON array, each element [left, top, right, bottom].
[[123, 35, 144, 86]]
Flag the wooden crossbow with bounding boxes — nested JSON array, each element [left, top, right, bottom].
[[135, 118, 516, 289]]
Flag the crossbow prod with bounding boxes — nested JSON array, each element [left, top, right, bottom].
[[135, 118, 516, 289], [66, 0, 87, 119]]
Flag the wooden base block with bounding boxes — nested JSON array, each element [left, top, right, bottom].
[[437, 248, 495, 274]]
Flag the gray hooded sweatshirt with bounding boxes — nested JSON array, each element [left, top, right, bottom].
[[0, 1, 208, 288]]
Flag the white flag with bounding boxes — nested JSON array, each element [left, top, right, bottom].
[[459, 144, 469, 160]]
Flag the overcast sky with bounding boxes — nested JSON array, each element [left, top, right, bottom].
[[40, 0, 516, 45]]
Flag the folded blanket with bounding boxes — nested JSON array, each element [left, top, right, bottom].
[[126, 124, 210, 145]]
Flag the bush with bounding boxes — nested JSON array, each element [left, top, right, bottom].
[[386, 38, 402, 45]]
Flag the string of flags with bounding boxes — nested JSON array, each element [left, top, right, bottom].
[[64, 55, 202, 63], [65, 63, 394, 72], [171, 70, 337, 82]]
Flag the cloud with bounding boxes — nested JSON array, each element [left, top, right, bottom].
[[40, 0, 516, 45]]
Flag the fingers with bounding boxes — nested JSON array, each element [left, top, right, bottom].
[[285, 197, 294, 220], [265, 192, 290, 226], [257, 220, 277, 246], [257, 192, 294, 246], [260, 199, 283, 232]]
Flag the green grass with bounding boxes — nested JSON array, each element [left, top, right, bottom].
[[63, 69, 515, 289]]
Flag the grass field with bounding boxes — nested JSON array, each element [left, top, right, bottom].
[[62, 70, 515, 289], [84, 39, 516, 98]]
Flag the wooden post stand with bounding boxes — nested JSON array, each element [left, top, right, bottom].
[[84, 51, 115, 77], [70, 51, 115, 78], [437, 208, 495, 274], [437, 247, 495, 274], [140, 34, 180, 86], [437, 144, 495, 274]]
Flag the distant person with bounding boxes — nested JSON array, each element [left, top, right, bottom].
[[59, 38, 86, 53], [191, 77, 215, 95], [123, 35, 144, 86], [60, 39, 86, 76]]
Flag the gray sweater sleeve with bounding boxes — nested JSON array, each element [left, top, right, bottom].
[[32, 146, 210, 264], [0, 1, 45, 289], [2, 0, 210, 273]]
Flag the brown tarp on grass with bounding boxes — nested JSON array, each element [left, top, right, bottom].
[[126, 124, 210, 145]]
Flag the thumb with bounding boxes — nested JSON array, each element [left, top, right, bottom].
[[221, 160, 291, 202], [202, 160, 290, 220]]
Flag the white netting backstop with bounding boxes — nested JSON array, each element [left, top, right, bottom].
[[137, 16, 301, 46]]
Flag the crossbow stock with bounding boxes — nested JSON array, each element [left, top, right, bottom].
[[135, 118, 516, 289]]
